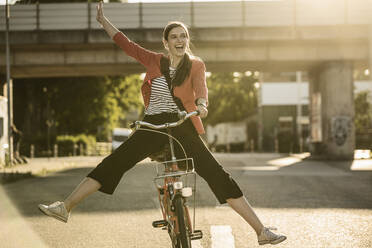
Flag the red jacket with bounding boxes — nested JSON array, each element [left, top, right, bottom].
[[113, 32, 208, 134]]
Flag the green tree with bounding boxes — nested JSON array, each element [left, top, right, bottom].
[[14, 75, 143, 155], [205, 72, 258, 125], [51, 75, 143, 140]]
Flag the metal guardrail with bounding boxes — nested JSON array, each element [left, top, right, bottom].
[[0, 0, 371, 31]]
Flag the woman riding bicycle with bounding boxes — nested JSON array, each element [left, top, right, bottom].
[[39, 1, 286, 246]]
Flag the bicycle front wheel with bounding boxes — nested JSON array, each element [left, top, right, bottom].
[[174, 195, 192, 248]]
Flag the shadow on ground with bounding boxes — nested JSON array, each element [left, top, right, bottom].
[[0, 171, 34, 184]]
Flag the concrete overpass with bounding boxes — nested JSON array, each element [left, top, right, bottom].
[[1, 1, 372, 159], [0, 1, 371, 77], [0, 26, 370, 77]]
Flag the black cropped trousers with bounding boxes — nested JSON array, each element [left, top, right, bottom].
[[87, 113, 243, 204]]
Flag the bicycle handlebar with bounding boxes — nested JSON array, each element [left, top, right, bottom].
[[130, 111, 200, 130]]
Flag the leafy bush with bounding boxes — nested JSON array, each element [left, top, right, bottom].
[[56, 134, 96, 156], [56, 135, 77, 156], [75, 134, 96, 155]]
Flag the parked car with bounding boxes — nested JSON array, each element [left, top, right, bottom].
[[112, 128, 132, 151]]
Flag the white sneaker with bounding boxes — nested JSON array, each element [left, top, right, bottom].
[[38, 201, 70, 223], [258, 227, 286, 245]]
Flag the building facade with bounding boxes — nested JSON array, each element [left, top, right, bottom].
[[0, 96, 8, 165], [261, 80, 372, 153]]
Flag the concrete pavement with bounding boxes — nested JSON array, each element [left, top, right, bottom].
[[0, 153, 371, 248], [2, 153, 371, 180]]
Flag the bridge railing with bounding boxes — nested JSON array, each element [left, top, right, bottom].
[[0, 0, 371, 31]]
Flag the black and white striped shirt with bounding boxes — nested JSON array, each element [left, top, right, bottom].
[[145, 67, 180, 115]]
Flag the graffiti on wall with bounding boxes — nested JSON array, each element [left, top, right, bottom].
[[331, 116, 351, 146]]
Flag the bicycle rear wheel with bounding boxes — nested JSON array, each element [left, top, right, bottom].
[[174, 195, 192, 248]]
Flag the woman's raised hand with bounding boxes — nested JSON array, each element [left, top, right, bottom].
[[96, 1, 105, 25], [95, 1, 119, 39]]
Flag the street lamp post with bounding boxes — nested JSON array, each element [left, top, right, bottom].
[[257, 73, 263, 152], [5, 0, 13, 165], [369, 25, 372, 81], [296, 71, 303, 153]]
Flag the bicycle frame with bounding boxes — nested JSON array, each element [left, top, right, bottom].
[[153, 157, 196, 234], [131, 111, 203, 247]]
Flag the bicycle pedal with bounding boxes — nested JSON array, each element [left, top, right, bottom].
[[190, 230, 203, 240], [152, 220, 168, 228]]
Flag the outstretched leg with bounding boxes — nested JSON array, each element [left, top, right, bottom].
[[173, 122, 286, 245], [64, 177, 101, 212], [38, 177, 101, 223], [227, 196, 286, 245], [226, 196, 264, 235], [38, 125, 168, 223]]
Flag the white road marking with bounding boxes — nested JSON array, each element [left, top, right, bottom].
[[211, 225, 235, 248]]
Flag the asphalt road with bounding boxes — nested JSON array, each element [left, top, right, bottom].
[[1, 153, 371, 248]]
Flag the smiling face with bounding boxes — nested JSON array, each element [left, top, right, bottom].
[[163, 26, 189, 59]]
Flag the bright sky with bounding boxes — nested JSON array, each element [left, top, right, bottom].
[[0, 0, 17, 4]]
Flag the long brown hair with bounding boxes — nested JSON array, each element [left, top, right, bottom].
[[161, 21, 192, 87]]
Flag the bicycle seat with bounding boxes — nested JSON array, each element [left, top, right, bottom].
[[149, 144, 171, 162], [149, 145, 190, 171]]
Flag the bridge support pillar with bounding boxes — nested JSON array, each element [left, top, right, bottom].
[[308, 62, 355, 160]]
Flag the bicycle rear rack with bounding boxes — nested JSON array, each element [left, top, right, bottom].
[[153, 158, 195, 177]]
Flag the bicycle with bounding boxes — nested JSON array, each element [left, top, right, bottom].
[[131, 111, 203, 248]]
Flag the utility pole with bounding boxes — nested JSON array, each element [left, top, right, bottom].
[[296, 71, 303, 153], [369, 24, 372, 81], [257, 72, 263, 152], [5, 0, 13, 164]]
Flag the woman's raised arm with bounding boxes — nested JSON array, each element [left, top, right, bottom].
[[96, 1, 119, 39], [95, 1, 160, 68]]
